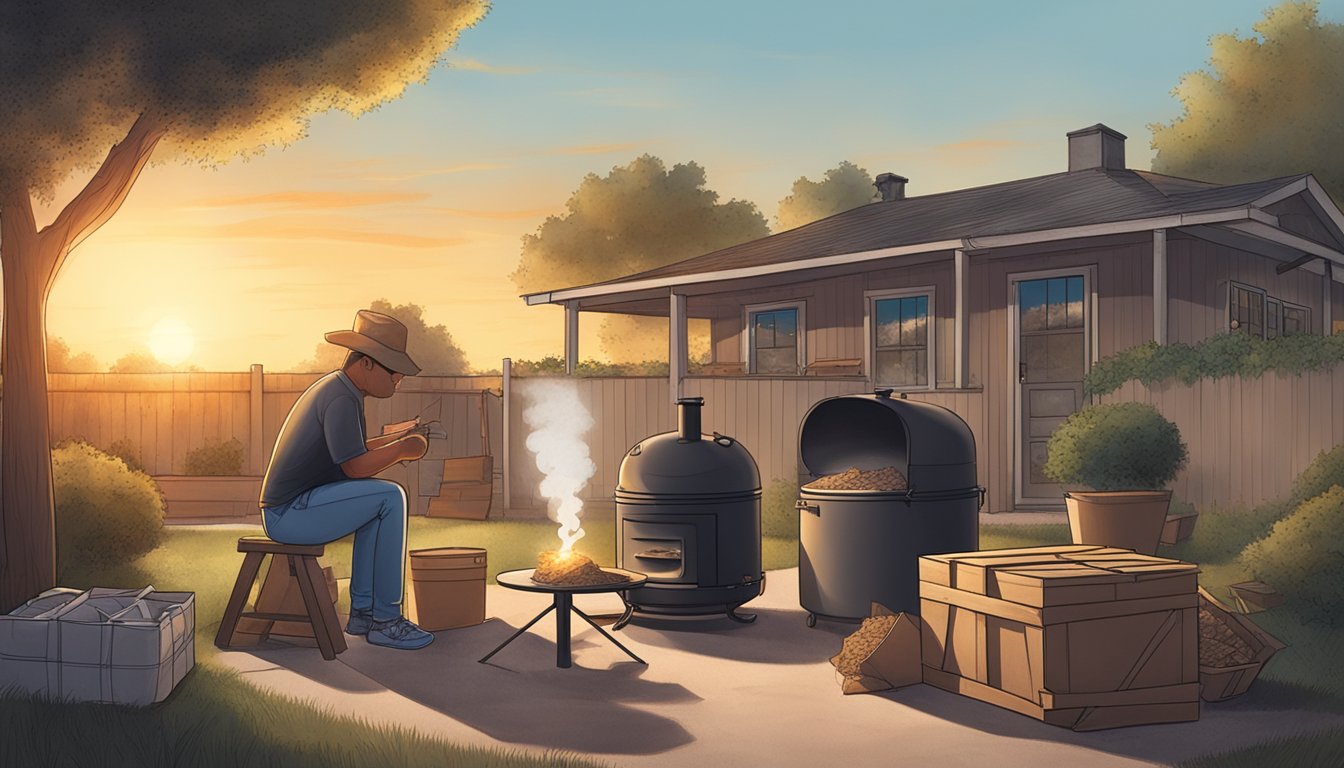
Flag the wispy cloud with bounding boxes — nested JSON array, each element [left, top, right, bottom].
[[445, 57, 539, 75], [430, 206, 562, 221], [552, 142, 646, 156], [358, 162, 510, 182], [186, 191, 430, 210], [114, 217, 469, 249], [932, 138, 1028, 154]]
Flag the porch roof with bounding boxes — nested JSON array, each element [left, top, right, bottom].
[[524, 169, 1344, 306]]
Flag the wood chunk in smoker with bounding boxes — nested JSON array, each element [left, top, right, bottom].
[[804, 466, 908, 492]]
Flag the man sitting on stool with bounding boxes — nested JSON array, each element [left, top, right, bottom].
[[260, 310, 434, 650]]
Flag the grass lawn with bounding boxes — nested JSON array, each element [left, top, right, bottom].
[[3, 510, 1340, 767]]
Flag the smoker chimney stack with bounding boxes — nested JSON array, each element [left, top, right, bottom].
[[1067, 124, 1126, 172], [874, 172, 908, 202], [676, 397, 704, 442]]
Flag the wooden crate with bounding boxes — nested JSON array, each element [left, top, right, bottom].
[[427, 456, 493, 519], [919, 545, 1202, 731], [1160, 510, 1199, 546]]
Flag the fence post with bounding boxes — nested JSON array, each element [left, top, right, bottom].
[[249, 364, 264, 475], [502, 358, 511, 512]]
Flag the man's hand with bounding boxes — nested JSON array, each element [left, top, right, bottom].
[[342, 432, 430, 478], [403, 432, 429, 461]]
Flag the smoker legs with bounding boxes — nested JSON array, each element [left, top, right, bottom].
[[479, 593, 647, 668], [726, 606, 757, 624], [611, 601, 636, 631]]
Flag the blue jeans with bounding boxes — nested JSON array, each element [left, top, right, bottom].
[[263, 479, 407, 622]]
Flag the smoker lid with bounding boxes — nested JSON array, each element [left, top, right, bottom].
[[616, 430, 761, 497], [798, 390, 976, 479]]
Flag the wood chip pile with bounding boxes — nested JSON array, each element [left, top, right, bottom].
[[1199, 606, 1256, 667], [804, 466, 908, 491], [533, 551, 630, 586], [833, 614, 899, 677]]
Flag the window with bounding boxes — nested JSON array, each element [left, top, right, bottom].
[[1229, 282, 1265, 337], [870, 291, 933, 388], [1283, 302, 1310, 335], [1229, 282, 1312, 338], [746, 303, 803, 374]]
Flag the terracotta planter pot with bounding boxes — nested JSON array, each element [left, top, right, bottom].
[[1064, 490, 1172, 556]]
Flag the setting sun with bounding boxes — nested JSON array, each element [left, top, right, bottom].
[[147, 317, 195, 366]]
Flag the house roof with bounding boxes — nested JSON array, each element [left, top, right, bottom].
[[524, 165, 1342, 305]]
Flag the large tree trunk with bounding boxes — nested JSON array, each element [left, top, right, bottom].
[[0, 195, 59, 612], [0, 114, 164, 612]]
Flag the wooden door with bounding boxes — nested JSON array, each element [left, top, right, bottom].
[[1015, 274, 1088, 506]]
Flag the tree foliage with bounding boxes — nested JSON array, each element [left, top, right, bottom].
[[46, 337, 101, 373], [512, 154, 768, 293], [776, 160, 877, 231], [2, 1, 489, 200], [292, 299, 470, 374], [511, 154, 768, 360], [1150, 1, 1344, 203]]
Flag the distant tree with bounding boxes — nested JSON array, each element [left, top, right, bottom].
[[1150, 1, 1344, 203], [776, 161, 877, 231], [109, 351, 174, 373], [45, 337, 101, 373], [291, 299, 470, 374], [0, 1, 488, 612], [512, 154, 769, 361]]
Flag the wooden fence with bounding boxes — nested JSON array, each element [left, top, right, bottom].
[[31, 364, 1344, 517]]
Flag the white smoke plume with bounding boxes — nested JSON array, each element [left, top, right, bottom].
[[522, 379, 597, 554]]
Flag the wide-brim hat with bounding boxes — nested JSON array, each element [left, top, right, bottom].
[[325, 310, 421, 376]]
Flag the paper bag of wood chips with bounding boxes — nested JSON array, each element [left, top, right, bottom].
[[831, 602, 923, 694]]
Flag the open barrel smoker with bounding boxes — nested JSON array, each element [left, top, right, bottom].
[[798, 388, 982, 626], [614, 397, 764, 625]]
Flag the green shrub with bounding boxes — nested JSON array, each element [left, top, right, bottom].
[[184, 438, 246, 475], [52, 440, 164, 576], [105, 437, 147, 474], [1044, 402, 1188, 491], [1288, 443, 1344, 509], [1241, 485, 1344, 627], [762, 478, 800, 538], [1085, 332, 1344, 396]]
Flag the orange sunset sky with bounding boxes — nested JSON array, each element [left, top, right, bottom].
[[28, 1, 1343, 373]]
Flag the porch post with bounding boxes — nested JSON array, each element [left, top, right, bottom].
[[501, 357, 512, 512], [954, 248, 968, 388], [1324, 261, 1334, 335], [564, 301, 579, 375], [670, 291, 687, 402], [1153, 229, 1168, 344]]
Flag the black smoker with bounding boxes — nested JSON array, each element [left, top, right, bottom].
[[615, 397, 764, 624], [798, 389, 981, 626]]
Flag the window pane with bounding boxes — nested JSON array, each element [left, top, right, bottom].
[[756, 347, 796, 374], [876, 349, 923, 387], [1047, 278, 1066, 329], [914, 298, 928, 346], [1066, 277, 1084, 328], [875, 299, 901, 347], [774, 310, 797, 346], [1020, 280, 1047, 332], [754, 312, 775, 348]]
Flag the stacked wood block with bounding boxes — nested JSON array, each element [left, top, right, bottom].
[[919, 545, 1202, 731]]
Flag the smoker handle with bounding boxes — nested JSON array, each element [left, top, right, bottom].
[[712, 432, 736, 447], [795, 499, 821, 516], [977, 486, 987, 511]]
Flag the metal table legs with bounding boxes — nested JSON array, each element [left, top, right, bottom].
[[479, 592, 646, 668]]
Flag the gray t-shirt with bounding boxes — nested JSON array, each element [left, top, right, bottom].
[[260, 371, 368, 507]]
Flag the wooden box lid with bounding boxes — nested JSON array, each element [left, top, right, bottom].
[[920, 545, 1199, 609]]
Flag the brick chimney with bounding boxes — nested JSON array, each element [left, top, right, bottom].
[[874, 172, 908, 202], [1067, 124, 1126, 172]]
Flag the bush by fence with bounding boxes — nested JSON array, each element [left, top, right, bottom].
[[52, 440, 164, 576]]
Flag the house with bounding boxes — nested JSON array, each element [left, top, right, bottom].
[[521, 124, 1344, 512]]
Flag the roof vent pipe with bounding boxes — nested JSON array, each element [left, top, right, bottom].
[[874, 173, 908, 202]]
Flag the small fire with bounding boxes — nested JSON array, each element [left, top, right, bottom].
[[523, 379, 597, 555]]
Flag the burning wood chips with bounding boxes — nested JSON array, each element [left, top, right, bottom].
[[804, 466, 908, 492], [1199, 607, 1257, 667], [533, 551, 630, 587], [832, 614, 899, 677]]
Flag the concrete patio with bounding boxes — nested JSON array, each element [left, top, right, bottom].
[[215, 566, 1342, 768]]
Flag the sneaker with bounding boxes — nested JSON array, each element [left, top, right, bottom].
[[345, 608, 373, 636], [367, 616, 434, 650]]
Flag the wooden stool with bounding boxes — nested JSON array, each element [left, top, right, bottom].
[[215, 536, 348, 660]]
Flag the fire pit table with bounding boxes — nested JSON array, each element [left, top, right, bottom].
[[479, 568, 648, 669]]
